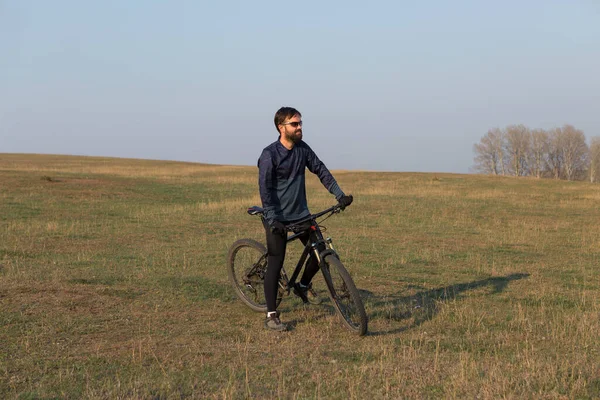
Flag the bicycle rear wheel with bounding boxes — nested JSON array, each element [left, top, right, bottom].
[[321, 255, 368, 335], [227, 239, 283, 313]]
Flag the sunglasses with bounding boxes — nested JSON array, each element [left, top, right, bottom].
[[281, 121, 303, 128]]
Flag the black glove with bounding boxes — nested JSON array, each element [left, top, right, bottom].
[[338, 194, 353, 210], [270, 220, 286, 236]]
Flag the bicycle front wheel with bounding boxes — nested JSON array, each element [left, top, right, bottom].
[[321, 255, 368, 335]]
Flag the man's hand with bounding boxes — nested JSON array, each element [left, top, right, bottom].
[[338, 194, 353, 210], [270, 220, 286, 236]]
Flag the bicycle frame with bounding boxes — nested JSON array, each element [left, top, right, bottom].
[[269, 206, 341, 295]]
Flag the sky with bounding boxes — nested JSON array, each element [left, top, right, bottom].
[[1, 1, 599, 173]]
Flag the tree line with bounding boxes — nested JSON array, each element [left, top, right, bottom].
[[472, 124, 600, 182]]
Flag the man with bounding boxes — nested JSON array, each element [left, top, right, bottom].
[[258, 106, 353, 331]]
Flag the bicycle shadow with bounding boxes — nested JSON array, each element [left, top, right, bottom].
[[362, 273, 530, 336], [279, 297, 341, 331]]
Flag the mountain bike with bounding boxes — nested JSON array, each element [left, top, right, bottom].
[[227, 203, 368, 336]]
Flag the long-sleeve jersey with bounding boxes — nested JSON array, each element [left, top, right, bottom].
[[258, 140, 344, 225]]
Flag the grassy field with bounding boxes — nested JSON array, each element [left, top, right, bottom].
[[1, 153, 599, 399]]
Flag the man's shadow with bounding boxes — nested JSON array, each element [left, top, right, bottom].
[[361, 273, 530, 335]]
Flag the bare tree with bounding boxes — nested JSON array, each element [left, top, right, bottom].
[[589, 136, 600, 183], [529, 129, 548, 178], [473, 123, 591, 181], [561, 125, 588, 181], [545, 128, 564, 179], [473, 128, 505, 175], [505, 124, 530, 176]]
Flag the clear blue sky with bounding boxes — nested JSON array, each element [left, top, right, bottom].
[[2, 1, 599, 172]]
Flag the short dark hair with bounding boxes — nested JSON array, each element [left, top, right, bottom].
[[274, 107, 301, 133]]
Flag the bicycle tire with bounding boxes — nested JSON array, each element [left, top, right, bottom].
[[227, 238, 283, 313], [321, 255, 368, 335]]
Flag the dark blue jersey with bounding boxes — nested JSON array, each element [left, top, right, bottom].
[[258, 140, 344, 224]]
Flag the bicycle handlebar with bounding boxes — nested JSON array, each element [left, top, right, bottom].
[[284, 202, 347, 232]]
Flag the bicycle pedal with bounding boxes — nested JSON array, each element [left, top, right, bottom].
[[292, 285, 309, 303]]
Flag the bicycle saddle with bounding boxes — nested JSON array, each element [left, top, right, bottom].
[[247, 206, 264, 215]]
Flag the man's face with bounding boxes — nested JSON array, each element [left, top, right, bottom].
[[280, 115, 303, 143]]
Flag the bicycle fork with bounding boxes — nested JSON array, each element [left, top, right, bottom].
[[315, 237, 339, 267]]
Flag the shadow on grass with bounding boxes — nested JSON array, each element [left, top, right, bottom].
[[227, 274, 529, 335], [274, 289, 356, 332], [283, 305, 348, 333], [364, 273, 530, 336]]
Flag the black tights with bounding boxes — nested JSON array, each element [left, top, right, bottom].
[[262, 220, 320, 313]]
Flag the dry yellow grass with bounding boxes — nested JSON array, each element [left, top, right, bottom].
[[1, 153, 600, 398]]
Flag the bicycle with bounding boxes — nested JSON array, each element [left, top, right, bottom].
[[227, 203, 368, 336]]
